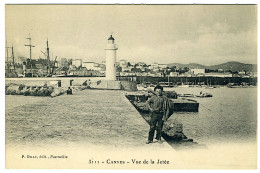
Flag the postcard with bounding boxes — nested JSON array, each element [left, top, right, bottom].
[[5, 4, 257, 169]]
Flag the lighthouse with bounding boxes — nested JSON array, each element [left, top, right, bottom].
[[105, 35, 118, 81]]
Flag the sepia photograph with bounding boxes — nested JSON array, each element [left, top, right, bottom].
[[4, 3, 258, 169]]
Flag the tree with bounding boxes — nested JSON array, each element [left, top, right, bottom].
[[116, 66, 122, 72], [170, 66, 177, 72], [67, 59, 73, 66]]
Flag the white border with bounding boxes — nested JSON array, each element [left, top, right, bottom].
[[1, 1, 259, 173]]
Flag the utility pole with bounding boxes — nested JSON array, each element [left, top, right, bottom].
[[25, 33, 35, 71]]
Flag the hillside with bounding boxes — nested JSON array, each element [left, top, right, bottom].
[[209, 61, 257, 72], [167, 61, 257, 72], [167, 63, 206, 69]]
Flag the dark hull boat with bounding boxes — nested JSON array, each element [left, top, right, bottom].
[[125, 91, 199, 113], [125, 91, 202, 148]]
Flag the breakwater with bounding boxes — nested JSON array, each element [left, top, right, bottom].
[[135, 76, 257, 86], [5, 77, 138, 93]]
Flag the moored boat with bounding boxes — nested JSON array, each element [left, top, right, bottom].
[[125, 91, 199, 112]]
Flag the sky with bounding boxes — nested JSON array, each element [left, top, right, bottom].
[[5, 5, 257, 65]]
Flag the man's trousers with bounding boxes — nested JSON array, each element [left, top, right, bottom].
[[148, 112, 164, 141]]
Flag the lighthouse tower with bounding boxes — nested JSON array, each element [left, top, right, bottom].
[[105, 35, 118, 81]]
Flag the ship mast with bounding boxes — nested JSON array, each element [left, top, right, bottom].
[[46, 39, 50, 75], [5, 38, 10, 70], [25, 33, 35, 71], [41, 38, 52, 76], [11, 45, 15, 70]]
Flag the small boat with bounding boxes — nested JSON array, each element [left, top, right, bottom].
[[205, 86, 214, 89], [196, 93, 213, 98], [52, 74, 66, 77], [178, 85, 190, 88], [178, 94, 195, 98], [125, 91, 199, 112]]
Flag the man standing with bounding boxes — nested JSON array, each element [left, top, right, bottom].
[[146, 85, 171, 144]]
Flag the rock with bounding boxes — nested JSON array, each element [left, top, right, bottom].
[[163, 121, 184, 139], [51, 88, 64, 97], [6, 84, 20, 91]]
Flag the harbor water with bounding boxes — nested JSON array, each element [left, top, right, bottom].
[[163, 87, 257, 145]]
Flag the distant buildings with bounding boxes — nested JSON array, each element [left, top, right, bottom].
[[82, 62, 95, 70], [190, 69, 205, 75], [7, 52, 257, 79], [204, 73, 232, 77], [60, 58, 68, 67], [119, 60, 127, 67], [82, 62, 105, 72], [72, 59, 82, 67], [169, 72, 179, 77], [149, 63, 167, 72]]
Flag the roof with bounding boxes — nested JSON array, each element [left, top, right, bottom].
[[108, 35, 115, 40]]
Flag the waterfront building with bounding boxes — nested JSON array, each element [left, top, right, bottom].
[[119, 60, 127, 67], [54, 61, 60, 68], [169, 72, 179, 77], [190, 68, 205, 75], [151, 63, 159, 69], [60, 58, 67, 67], [218, 69, 224, 72], [204, 73, 232, 77], [72, 59, 82, 67], [105, 35, 118, 80], [122, 66, 132, 72], [101, 60, 106, 65], [238, 71, 246, 75], [158, 64, 167, 69], [69, 65, 76, 70], [82, 62, 95, 70], [17, 57, 26, 64], [137, 62, 146, 66], [68, 68, 101, 76], [250, 72, 257, 78], [129, 62, 136, 66]]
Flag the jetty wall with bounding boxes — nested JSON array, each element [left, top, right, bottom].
[[5, 77, 137, 91]]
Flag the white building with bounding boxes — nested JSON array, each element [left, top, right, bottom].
[[151, 63, 159, 68], [129, 62, 136, 66], [122, 66, 132, 72], [82, 62, 104, 71], [238, 71, 246, 75], [119, 60, 127, 67], [148, 65, 153, 70], [169, 72, 179, 77], [158, 64, 167, 69], [204, 73, 232, 77], [218, 69, 224, 72], [72, 59, 82, 67], [82, 62, 95, 70], [190, 69, 205, 75]]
